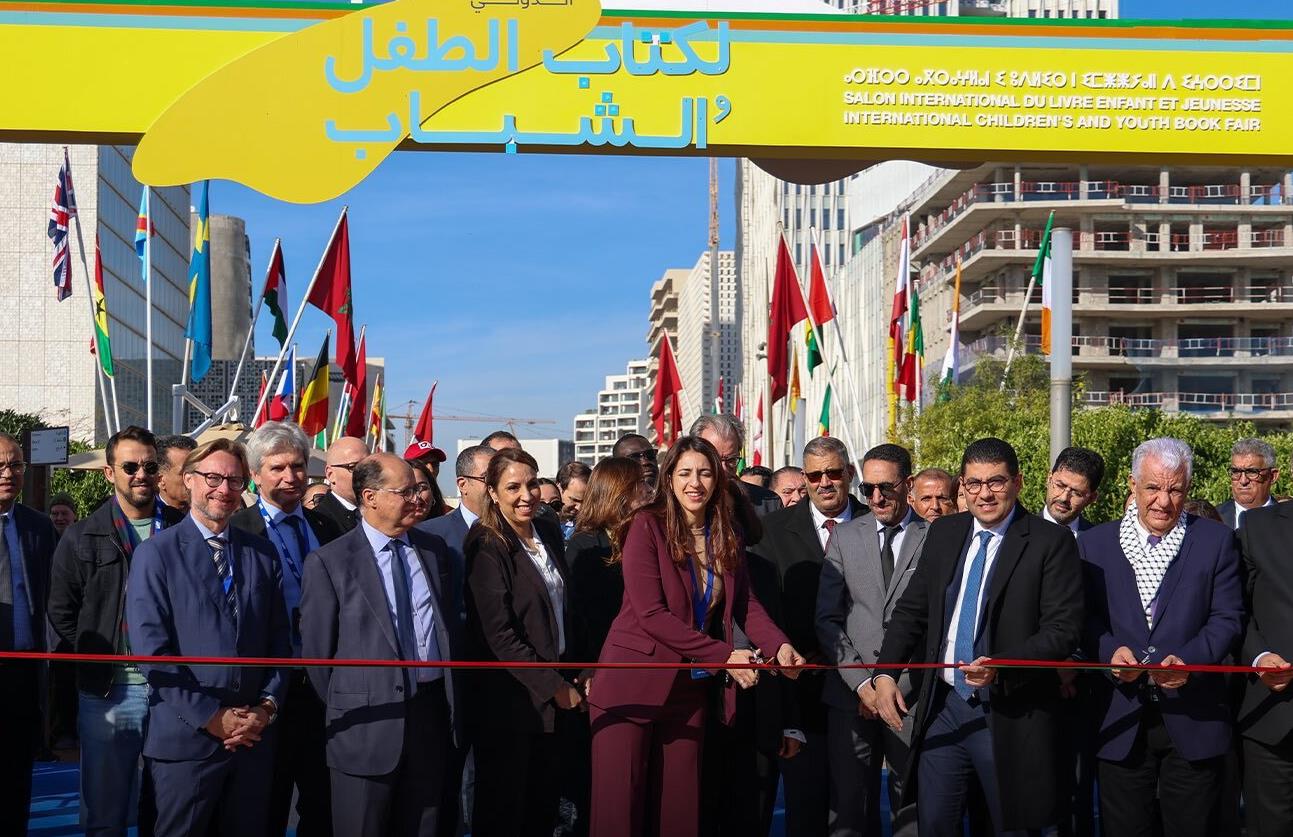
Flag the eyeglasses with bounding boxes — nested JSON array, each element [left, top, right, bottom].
[[962, 475, 1012, 495], [805, 468, 848, 484], [0, 461, 27, 475], [720, 455, 743, 470], [330, 461, 362, 472], [190, 471, 248, 491], [1229, 466, 1273, 482], [860, 481, 901, 497], [461, 474, 487, 484], [118, 460, 161, 477], [1048, 478, 1091, 501], [413, 482, 432, 495], [376, 486, 419, 502], [625, 450, 658, 463]]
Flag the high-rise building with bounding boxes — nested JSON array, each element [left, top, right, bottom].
[[572, 358, 651, 464], [0, 144, 190, 442], [644, 267, 690, 446], [676, 250, 738, 428]]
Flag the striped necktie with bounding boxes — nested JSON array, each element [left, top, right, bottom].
[[208, 536, 239, 622]]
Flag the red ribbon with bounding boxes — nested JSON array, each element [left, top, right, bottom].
[[0, 650, 1275, 675]]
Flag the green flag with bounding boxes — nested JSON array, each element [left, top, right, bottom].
[[818, 385, 831, 436], [806, 321, 823, 375]]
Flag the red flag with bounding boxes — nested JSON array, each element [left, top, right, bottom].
[[807, 239, 836, 325], [889, 216, 910, 396], [402, 381, 438, 460], [343, 330, 368, 437], [308, 210, 356, 384], [254, 371, 269, 428], [652, 337, 684, 446], [767, 235, 809, 404]]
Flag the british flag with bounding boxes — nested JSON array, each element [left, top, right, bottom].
[[47, 147, 77, 302]]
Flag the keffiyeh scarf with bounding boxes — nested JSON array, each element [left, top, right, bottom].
[[1118, 506, 1187, 626]]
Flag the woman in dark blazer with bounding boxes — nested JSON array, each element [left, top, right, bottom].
[[464, 448, 582, 837], [588, 436, 805, 837]]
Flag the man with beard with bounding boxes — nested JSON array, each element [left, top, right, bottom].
[[1044, 448, 1104, 534], [49, 426, 184, 836], [126, 439, 290, 836], [155, 435, 197, 513]]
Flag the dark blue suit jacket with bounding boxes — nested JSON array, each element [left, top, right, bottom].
[[1078, 515, 1243, 762], [418, 506, 469, 622], [300, 522, 465, 777], [126, 515, 290, 761]]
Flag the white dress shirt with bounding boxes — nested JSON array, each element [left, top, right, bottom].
[[1235, 496, 1276, 530], [810, 501, 855, 549], [1042, 505, 1082, 535], [941, 511, 1014, 688], [522, 527, 566, 655]]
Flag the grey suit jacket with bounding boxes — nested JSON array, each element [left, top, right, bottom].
[[300, 523, 464, 776], [815, 510, 929, 711]]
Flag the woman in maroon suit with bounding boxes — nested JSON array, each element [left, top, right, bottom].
[[588, 436, 805, 837]]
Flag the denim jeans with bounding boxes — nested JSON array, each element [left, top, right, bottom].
[[78, 682, 149, 837]]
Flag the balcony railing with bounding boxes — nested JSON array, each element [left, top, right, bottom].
[[965, 334, 1293, 360], [1083, 391, 1293, 411], [911, 180, 1293, 250]]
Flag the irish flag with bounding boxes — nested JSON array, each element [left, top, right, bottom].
[[1036, 211, 1056, 355]]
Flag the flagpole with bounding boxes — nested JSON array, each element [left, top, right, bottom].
[[68, 186, 117, 436], [227, 238, 277, 419], [806, 227, 868, 461], [1002, 210, 1054, 391], [813, 229, 871, 452], [252, 206, 348, 426], [144, 187, 154, 430]]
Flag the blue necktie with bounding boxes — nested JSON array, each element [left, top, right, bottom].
[[283, 515, 310, 574], [954, 531, 993, 699], [388, 541, 419, 663]]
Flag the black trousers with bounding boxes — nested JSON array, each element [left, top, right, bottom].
[[1243, 734, 1293, 837], [699, 695, 780, 837], [472, 721, 562, 837], [0, 661, 39, 835], [1097, 705, 1223, 837], [268, 671, 332, 836], [331, 681, 454, 837], [826, 706, 916, 837]]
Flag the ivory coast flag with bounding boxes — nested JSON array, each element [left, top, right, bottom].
[[91, 239, 114, 377], [1036, 211, 1056, 355], [297, 333, 331, 436]]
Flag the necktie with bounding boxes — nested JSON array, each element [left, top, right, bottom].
[[0, 514, 12, 650], [881, 525, 900, 589], [1147, 534, 1162, 548], [208, 536, 239, 623], [954, 531, 993, 700], [388, 540, 419, 665], [283, 515, 310, 571], [822, 518, 837, 550]]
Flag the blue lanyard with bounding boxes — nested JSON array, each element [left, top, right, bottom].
[[688, 524, 715, 680], [256, 500, 309, 584]]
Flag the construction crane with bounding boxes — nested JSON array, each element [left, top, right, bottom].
[[386, 402, 556, 446], [707, 157, 721, 414]]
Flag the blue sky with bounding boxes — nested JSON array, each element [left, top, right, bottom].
[[219, 0, 1293, 457]]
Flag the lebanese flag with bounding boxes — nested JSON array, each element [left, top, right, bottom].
[[767, 234, 809, 404], [402, 381, 438, 460], [652, 336, 684, 446], [307, 210, 357, 385]]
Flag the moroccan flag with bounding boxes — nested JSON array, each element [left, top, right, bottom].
[[402, 381, 438, 460], [307, 210, 356, 385], [254, 371, 269, 428], [768, 235, 809, 403], [818, 385, 832, 437], [269, 347, 296, 421], [940, 257, 963, 401], [297, 334, 331, 436], [751, 395, 764, 467], [91, 240, 114, 377], [185, 181, 213, 383], [133, 187, 155, 280], [806, 321, 823, 375], [368, 374, 385, 449], [262, 240, 288, 350], [1036, 210, 1056, 355], [343, 329, 368, 438], [889, 215, 910, 397], [807, 239, 836, 325], [652, 336, 684, 446]]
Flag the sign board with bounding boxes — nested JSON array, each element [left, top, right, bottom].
[[1, 1, 1292, 202], [26, 427, 70, 467]]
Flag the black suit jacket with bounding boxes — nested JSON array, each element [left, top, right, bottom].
[[566, 528, 620, 667], [312, 491, 359, 534], [877, 507, 1083, 831], [464, 517, 572, 735], [751, 496, 867, 733], [1238, 501, 1293, 745]]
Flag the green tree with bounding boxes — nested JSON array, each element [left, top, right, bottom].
[[0, 409, 109, 517], [895, 360, 1293, 524]]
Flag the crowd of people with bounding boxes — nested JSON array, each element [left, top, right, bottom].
[[1, 414, 1292, 837]]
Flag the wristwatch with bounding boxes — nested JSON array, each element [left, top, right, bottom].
[[258, 697, 279, 725]]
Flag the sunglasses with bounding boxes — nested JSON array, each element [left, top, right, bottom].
[[805, 468, 848, 484], [860, 481, 902, 498], [625, 450, 658, 463], [118, 460, 161, 477]]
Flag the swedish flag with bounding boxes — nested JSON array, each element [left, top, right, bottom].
[[185, 181, 212, 383]]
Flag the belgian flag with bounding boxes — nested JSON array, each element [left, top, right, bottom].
[[297, 333, 331, 437]]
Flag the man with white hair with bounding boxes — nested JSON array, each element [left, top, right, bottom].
[[1078, 437, 1243, 837], [1218, 437, 1280, 529], [691, 413, 781, 517], [230, 421, 344, 837]]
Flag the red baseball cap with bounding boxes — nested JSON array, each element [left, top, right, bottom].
[[403, 440, 447, 463]]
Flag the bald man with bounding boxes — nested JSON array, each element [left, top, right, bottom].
[[313, 437, 369, 533]]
